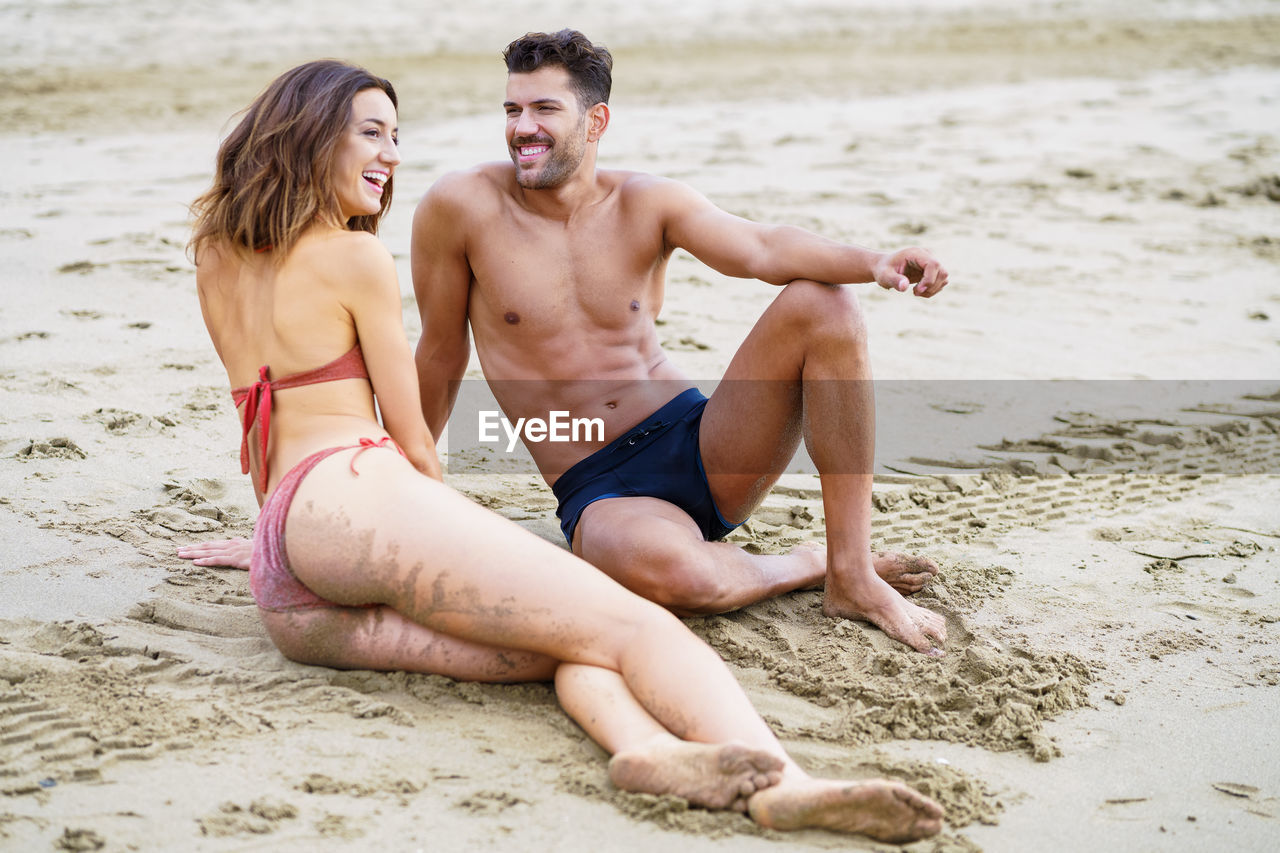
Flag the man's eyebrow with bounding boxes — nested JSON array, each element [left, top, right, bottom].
[[502, 97, 567, 108]]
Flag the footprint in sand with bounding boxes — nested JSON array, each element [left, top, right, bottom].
[[455, 790, 528, 815], [55, 829, 107, 849], [198, 798, 298, 837], [57, 260, 99, 275], [0, 691, 100, 795], [140, 507, 223, 535], [663, 335, 710, 351], [14, 437, 86, 460], [90, 407, 175, 435]]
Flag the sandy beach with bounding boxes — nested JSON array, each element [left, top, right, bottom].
[[2, 1, 1278, 850]]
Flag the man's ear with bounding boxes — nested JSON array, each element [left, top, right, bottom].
[[587, 103, 610, 143]]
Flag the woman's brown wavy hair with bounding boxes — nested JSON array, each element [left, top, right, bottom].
[[189, 60, 398, 262]]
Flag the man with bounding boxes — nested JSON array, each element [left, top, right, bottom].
[[413, 30, 949, 655]]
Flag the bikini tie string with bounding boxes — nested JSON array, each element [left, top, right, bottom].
[[238, 365, 273, 493], [349, 436, 402, 476]]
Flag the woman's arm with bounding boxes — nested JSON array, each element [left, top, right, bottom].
[[336, 233, 443, 480]]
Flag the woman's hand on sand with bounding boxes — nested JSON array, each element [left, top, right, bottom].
[[176, 537, 253, 570]]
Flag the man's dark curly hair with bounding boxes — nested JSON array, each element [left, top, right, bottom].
[[503, 29, 613, 110]]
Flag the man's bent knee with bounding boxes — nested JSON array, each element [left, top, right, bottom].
[[620, 544, 734, 614], [776, 280, 867, 342]]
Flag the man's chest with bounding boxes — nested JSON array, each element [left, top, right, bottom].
[[468, 217, 666, 333]]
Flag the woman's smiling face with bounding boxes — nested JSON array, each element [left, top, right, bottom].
[[332, 87, 400, 221]]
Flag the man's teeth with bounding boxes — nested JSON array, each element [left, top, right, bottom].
[[362, 171, 387, 185], [520, 146, 548, 156]]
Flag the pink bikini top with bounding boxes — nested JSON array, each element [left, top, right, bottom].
[[230, 344, 370, 492]]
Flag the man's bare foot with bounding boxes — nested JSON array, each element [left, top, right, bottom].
[[609, 739, 785, 812], [823, 569, 947, 655], [748, 777, 943, 842], [793, 543, 939, 596], [789, 541, 829, 591], [873, 551, 938, 595], [176, 537, 253, 570]]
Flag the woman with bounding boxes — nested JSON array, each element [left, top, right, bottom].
[[187, 59, 942, 842]]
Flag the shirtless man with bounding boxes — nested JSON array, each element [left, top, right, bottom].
[[411, 30, 950, 655]]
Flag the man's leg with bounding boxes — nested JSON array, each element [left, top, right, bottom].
[[698, 281, 946, 654], [574, 281, 937, 622], [574, 498, 932, 615], [573, 496, 826, 615]]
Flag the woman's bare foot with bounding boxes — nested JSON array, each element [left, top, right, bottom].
[[748, 777, 943, 842], [823, 568, 947, 655], [609, 739, 785, 812], [791, 543, 939, 596]]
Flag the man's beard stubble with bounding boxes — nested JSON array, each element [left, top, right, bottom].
[[513, 118, 588, 190]]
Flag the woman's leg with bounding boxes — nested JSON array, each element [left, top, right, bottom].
[[277, 449, 941, 840], [283, 449, 783, 748], [556, 664, 942, 841], [555, 663, 783, 812], [261, 605, 785, 811], [259, 604, 558, 682]]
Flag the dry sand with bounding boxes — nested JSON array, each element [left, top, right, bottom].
[[2, 1, 1278, 850]]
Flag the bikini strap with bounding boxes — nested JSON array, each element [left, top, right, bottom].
[[231, 365, 273, 494], [349, 436, 405, 476], [269, 344, 369, 392], [228, 346, 369, 493]]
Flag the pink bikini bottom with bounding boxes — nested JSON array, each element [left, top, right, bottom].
[[249, 438, 400, 612]]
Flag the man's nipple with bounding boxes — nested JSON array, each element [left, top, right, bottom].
[[504, 311, 520, 325], [630, 300, 640, 311]]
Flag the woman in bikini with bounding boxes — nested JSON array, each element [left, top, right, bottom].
[[186, 58, 941, 843]]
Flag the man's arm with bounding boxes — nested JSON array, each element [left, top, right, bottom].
[[411, 173, 476, 438], [655, 178, 948, 297]]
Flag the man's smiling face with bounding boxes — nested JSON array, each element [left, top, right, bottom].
[[504, 66, 590, 190]]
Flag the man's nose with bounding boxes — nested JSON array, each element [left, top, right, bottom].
[[513, 110, 539, 138]]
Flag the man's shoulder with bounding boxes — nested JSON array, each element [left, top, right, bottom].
[[420, 163, 511, 209], [608, 169, 699, 204], [607, 168, 676, 193]]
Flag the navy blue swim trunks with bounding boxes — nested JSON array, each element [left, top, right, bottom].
[[551, 388, 741, 547]]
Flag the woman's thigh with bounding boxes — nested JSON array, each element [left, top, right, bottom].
[[281, 447, 676, 668], [259, 604, 558, 682]]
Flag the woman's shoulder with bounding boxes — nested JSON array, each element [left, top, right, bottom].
[[193, 237, 233, 273], [296, 226, 386, 255], [293, 228, 392, 273], [285, 229, 397, 306], [193, 239, 242, 298]]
